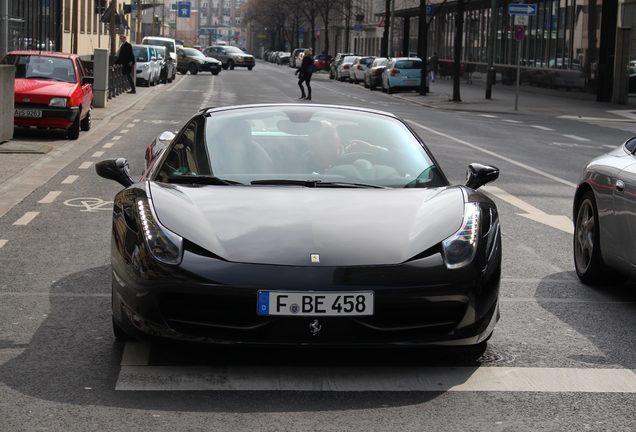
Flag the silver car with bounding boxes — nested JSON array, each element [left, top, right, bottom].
[[573, 136, 636, 284]]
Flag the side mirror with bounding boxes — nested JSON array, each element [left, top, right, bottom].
[[81, 76, 94, 85], [465, 163, 499, 190], [95, 158, 134, 188]]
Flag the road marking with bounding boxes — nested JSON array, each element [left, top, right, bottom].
[[115, 365, 636, 392], [603, 145, 617, 149], [61, 175, 79, 184], [92, 151, 105, 158], [63, 197, 113, 212], [562, 134, 590, 142], [78, 161, 93, 169], [13, 211, 39, 226], [479, 115, 498, 119], [550, 142, 598, 149], [121, 342, 151, 366], [120, 129, 129, 134], [126, 123, 136, 128], [502, 119, 522, 124], [531, 125, 554, 131], [0, 240, 6, 249], [133, 119, 140, 122], [407, 120, 577, 188], [103, 142, 114, 149], [38, 191, 62, 204], [482, 185, 573, 234], [112, 136, 122, 141]]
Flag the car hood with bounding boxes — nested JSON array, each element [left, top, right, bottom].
[[204, 56, 221, 64], [149, 183, 465, 266], [14, 78, 75, 101]]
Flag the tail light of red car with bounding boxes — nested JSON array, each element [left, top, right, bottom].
[[390, 68, 400, 76]]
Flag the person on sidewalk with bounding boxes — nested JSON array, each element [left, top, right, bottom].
[[116, 34, 136, 94], [429, 52, 439, 83], [295, 49, 314, 100]]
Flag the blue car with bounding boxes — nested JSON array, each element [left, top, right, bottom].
[[381, 57, 422, 94]]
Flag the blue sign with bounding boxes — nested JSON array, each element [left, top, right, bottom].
[[426, 5, 433, 16], [508, 3, 537, 15], [177, 1, 191, 18]]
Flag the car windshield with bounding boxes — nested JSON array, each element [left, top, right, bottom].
[[133, 46, 149, 62], [145, 39, 175, 52], [184, 48, 204, 57], [154, 48, 165, 59], [342, 56, 356, 64], [4, 55, 76, 83], [154, 106, 446, 189], [225, 46, 244, 54]]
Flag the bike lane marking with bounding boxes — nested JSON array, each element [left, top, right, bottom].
[[78, 161, 93, 170], [38, 191, 61, 204], [0, 239, 6, 249], [61, 175, 79, 184], [12, 211, 39, 226]]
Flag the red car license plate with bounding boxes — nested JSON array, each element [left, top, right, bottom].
[[15, 108, 43, 118]]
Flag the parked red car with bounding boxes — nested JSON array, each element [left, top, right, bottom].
[[1, 51, 94, 140], [313, 54, 333, 71]]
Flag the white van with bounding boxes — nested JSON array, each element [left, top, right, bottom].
[[142, 36, 177, 81]]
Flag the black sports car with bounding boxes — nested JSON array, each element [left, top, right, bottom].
[[96, 104, 502, 353]]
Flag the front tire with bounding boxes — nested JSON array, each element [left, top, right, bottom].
[[189, 63, 199, 75], [80, 107, 91, 132], [229, 60, 235, 70], [212, 70, 219, 76], [574, 191, 612, 284], [67, 115, 80, 140], [248, 66, 253, 71], [112, 318, 131, 341]]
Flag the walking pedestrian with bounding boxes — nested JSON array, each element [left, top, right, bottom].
[[429, 52, 439, 83], [116, 34, 136, 94], [295, 48, 314, 100]]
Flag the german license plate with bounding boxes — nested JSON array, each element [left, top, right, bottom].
[[403, 79, 417, 85], [257, 291, 374, 316], [15, 108, 42, 118]]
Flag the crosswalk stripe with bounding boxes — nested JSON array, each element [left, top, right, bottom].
[[115, 365, 636, 392]]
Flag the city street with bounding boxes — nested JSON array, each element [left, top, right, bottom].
[[1, 60, 636, 431]]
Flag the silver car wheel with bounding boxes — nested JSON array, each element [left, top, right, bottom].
[[574, 198, 595, 273]]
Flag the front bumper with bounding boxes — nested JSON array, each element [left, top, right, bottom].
[[199, 62, 222, 73], [112, 241, 501, 347], [232, 57, 255, 68], [14, 104, 79, 129]]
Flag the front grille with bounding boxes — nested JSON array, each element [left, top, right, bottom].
[[158, 288, 468, 343]]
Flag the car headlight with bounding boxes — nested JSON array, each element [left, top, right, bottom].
[[49, 97, 69, 107], [442, 202, 481, 269], [140, 64, 149, 70], [137, 198, 183, 265]]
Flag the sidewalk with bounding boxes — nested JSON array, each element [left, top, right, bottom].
[[0, 87, 155, 218]]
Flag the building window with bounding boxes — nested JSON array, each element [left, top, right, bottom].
[[64, 0, 71, 32]]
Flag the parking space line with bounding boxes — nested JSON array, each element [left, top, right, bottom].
[[562, 134, 590, 142], [0, 240, 7, 249], [78, 161, 93, 170], [531, 125, 554, 131], [38, 191, 62, 204], [92, 151, 105, 158], [479, 114, 499, 118], [61, 175, 79, 184], [103, 143, 114, 149], [120, 341, 151, 366], [115, 365, 636, 392], [503, 119, 522, 124], [13, 212, 39, 226]]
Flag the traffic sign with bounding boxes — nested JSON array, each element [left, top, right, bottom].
[[514, 15, 529, 26], [426, 5, 433, 16], [177, 1, 191, 18], [514, 25, 526, 41], [508, 3, 537, 15]]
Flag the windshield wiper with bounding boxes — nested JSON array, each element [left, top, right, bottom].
[[167, 175, 242, 185], [251, 179, 386, 188]]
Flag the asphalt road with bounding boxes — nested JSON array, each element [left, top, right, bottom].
[[1, 60, 635, 432]]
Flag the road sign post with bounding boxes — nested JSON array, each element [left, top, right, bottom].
[[508, 3, 536, 111]]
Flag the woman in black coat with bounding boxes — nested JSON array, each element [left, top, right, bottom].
[[295, 49, 314, 100]]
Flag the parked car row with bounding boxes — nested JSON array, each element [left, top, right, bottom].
[[263, 50, 290, 66], [131, 44, 175, 86], [330, 54, 424, 94]]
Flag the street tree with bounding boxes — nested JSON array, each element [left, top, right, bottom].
[[315, 0, 343, 55], [452, 0, 466, 101]]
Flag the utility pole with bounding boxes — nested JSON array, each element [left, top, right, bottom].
[[389, 0, 395, 56], [485, 0, 497, 99], [110, 0, 117, 56], [0, 0, 8, 58]]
